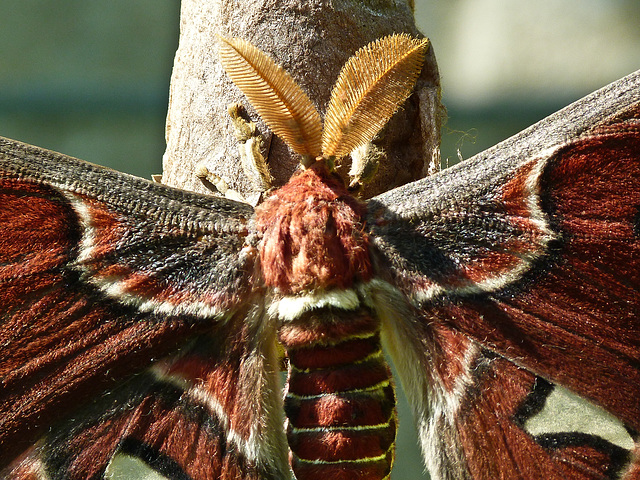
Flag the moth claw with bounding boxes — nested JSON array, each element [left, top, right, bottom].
[[195, 162, 246, 202]]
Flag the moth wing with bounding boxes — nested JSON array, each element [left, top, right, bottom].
[[366, 71, 640, 478], [0, 138, 290, 479]]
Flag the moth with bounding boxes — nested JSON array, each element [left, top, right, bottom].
[[0, 33, 639, 480]]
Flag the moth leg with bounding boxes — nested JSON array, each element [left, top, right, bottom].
[[348, 141, 385, 190], [195, 163, 246, 202], [196, 104, 273, 203], [228, 103, 273, 193]]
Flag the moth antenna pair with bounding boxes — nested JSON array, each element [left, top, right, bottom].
[[218, 34, 428, 172]]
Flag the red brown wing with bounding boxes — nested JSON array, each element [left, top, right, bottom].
[[368, 71, 640, 479], [4, 316, 288, 480], [0, 138, 290, 479]]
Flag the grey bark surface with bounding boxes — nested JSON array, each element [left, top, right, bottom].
[[162, 0, 441, 202]]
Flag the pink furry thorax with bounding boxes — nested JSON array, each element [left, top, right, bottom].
[[255, 161, 372, 294]]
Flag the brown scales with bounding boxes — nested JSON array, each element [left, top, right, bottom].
[[255, 161, 370, 293]]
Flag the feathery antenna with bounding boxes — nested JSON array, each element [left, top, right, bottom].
[[218, 36, 323, 159], [218, 34, 427, 168], [322, 34, 429, 158]]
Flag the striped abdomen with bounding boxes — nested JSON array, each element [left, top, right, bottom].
[[255, 158, 389, 477], [278, 302, 396, 480]]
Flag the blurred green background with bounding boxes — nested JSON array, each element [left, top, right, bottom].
[[1, 1, 638, 479], [0, 2, 179, 178]]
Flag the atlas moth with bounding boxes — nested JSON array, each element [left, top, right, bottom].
[[0, 33, 639, 480]]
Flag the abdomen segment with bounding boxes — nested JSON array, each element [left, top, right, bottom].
[[278, 299, 396, 480]]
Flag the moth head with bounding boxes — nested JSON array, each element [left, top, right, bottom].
[[218, 34, 428, 172]]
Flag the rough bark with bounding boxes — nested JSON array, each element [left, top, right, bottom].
[[162, 0, 441, 202]]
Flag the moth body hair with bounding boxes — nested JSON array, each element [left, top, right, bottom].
[[269, 288, 361, 322]]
